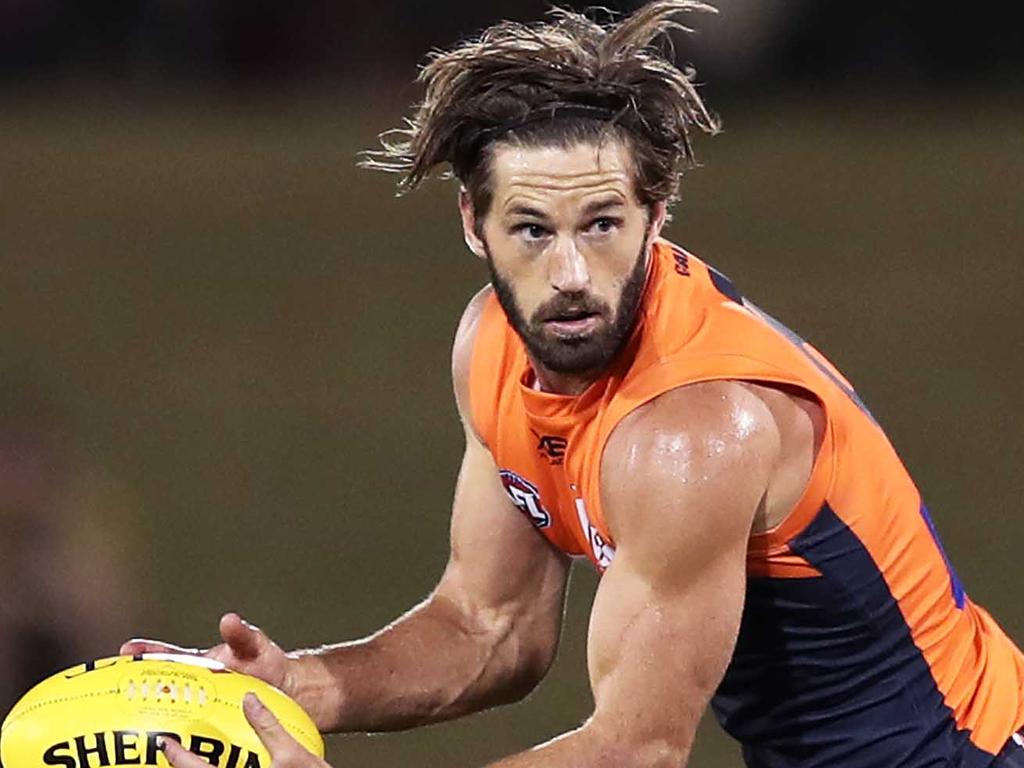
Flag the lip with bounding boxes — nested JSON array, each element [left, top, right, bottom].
[[543, 314, 601, 336]]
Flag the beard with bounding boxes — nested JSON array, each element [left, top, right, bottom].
[[486, 238, 650, 377]]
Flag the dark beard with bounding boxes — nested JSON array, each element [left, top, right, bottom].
[[486, 239, 649, 377]]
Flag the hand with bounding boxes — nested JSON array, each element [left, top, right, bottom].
[[120, 613, 298, 696], [160, 694, 332, 768]]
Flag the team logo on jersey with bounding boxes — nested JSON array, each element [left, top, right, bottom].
[[499, 470, 552, 529], [536, 435, 567, 464]]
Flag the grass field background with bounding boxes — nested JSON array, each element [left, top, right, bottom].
[[2, 89, 1022, 765]]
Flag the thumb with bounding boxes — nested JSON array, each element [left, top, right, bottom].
[[242, 693, 299, 756], [159, 737, 206, 768], [220, 613, 266, 660]]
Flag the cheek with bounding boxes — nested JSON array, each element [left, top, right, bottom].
[[516, 281, 553, 323], [485, 238, 550, 306], [488, 251, 547, 320], [595, 249, 642, 303], [483, 226, 528, 278]]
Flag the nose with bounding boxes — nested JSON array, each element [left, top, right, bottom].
[[548, 237, 589, 293]]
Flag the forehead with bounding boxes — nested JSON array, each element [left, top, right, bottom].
[[489, 140, 638, 211]]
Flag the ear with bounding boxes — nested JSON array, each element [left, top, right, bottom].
[[459, 189, 488, 259], [647, 200, 668, 242]]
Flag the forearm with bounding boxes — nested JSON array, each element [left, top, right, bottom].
[[483, 723, 689, 768], [289, 592, 539, 733]]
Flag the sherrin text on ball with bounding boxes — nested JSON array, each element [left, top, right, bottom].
[[0, 654, 324, 767]]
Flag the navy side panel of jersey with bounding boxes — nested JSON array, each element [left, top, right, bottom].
[[711, 503, 998, 768]]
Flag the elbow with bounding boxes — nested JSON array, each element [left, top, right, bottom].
[[630, 741, 690, 768], [501, 642, 556, 703], [579, 719, 691, 768], [487, 622, 560, 705], [431, 590, 561, 709], [584, 737, 689, 768]]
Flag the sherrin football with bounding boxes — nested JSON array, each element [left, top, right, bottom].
[[1, 654, 324, 768]]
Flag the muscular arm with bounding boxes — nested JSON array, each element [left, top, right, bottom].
[[289, 291, 570, 733], [293, 437, 569, 732], [482, 381, 780, 767], [160, 381, 789, 768]]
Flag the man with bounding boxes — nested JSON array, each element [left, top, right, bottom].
[[125, 2, 1024, 766]]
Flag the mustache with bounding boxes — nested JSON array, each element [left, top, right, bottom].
[[532, 293, 610, 324]]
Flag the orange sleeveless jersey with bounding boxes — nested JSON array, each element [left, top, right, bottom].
[[468, 239, 1024, 767]]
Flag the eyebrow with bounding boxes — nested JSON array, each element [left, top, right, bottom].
[[505, 204, 550, 220], [503, 196, 627, 220], [581, 196, 626, 216]]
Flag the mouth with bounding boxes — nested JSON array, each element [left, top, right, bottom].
[[542, 309, 602, 337]]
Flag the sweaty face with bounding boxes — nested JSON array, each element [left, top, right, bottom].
[[477, 141, 656, 379]]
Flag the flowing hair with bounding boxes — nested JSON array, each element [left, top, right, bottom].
[[363, 1, 721, 213]]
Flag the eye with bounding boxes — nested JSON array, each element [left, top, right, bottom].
[[515, 223, 550, 242], [588, 217, 621, 235]]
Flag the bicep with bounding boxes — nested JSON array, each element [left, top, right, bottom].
[[442, 286, 569, 626], [439, 435, 570, 611], [586, 535, 747, 759], [583, 382, 779, 760]]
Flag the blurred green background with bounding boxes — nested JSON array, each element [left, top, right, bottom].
[[2, 89, 1021, 765], [2, 1, 1024, 763]]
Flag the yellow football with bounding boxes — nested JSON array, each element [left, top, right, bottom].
[[1, 654, 324, 768]]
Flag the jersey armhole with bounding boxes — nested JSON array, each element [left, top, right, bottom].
[[747, 395, 834, 554]]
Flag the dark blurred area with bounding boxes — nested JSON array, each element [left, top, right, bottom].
[[2, 0, 1023, 92], [0, 379, 141, 716], [1, 2, 1022, 766]]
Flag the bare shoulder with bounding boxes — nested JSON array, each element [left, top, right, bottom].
[[601, 381, 782, 565], [603, 380, 783, 484], [452, 284, 494, 423]]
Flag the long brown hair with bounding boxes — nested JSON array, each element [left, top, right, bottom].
[[363, 1, 721, 215]]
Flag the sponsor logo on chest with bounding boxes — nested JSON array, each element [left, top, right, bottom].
[[535, 434, 567, 465], [574, 497, 615, 569]]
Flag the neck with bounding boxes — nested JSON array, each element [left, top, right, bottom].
[[529, 357, 602, 396]]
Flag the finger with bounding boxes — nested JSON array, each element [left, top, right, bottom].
[[159, 737, 208, 768], [220, 613, 266, 660], [243, 692, 300, 756], [120, 640, 201, 657]]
